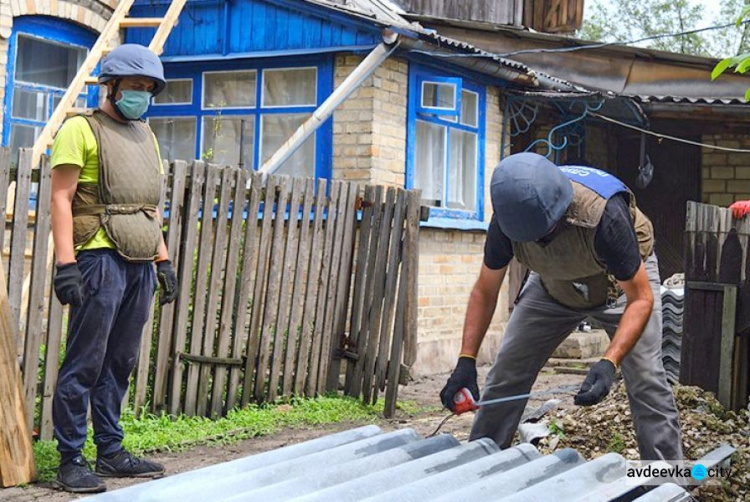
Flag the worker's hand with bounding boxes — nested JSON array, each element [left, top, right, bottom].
[[729, 200, 750, 219], [574, 359, 616, 406], [156, 259, 178, 305], [53, 262, 84, 307], [440, 357, 480, 412]]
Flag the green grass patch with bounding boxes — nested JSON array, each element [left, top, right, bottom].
[[34, 395, 382, 483]]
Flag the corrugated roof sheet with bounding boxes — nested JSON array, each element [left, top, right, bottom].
[[90, 425, 734, 501]]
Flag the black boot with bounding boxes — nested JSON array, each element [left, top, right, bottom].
[[96, 449, 165, 478], [56, 455, 106, 493]]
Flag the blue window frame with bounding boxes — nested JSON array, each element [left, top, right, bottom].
[[406, 64, 486, 223], [2, 17, 98, 161], [145, 56, 333, 179]]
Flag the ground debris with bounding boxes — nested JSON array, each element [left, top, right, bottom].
[[534, 383, 749, 501]]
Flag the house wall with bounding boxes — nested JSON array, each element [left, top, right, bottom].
[[333, 55, 509, 376], [0, 0, 114, 139], [700, 134, 750, 206]]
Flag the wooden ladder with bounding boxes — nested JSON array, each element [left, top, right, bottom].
[[30, 0, 188, 166]]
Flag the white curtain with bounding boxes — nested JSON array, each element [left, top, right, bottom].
[[448, 129, 477, 210], [261, 113, 315, 178], [415, 120, 446, 206]]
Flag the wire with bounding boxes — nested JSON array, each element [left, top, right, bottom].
[[427, 413, 455, 437], [409, 20, 748, 59], [590, 112, 750, 153]]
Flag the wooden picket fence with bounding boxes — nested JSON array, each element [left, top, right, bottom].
[[682, 201, 750, 411], [2, 148, 420, 440]]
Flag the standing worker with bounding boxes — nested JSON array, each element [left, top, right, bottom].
[[440, 152, 683, 462], [50, 44, 178, 493]]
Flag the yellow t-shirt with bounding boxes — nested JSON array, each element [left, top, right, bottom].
[[50, 115, 162, 251]]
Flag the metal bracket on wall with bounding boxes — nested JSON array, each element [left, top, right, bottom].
[[524, 99, 604, 159]]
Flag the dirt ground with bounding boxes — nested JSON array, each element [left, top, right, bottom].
[[0, 365, 584, 501]]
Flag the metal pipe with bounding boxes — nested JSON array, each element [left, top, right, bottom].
[[364, 443, 541, 502], [294, 438, 504, 502], [428, 447, 584, 502], [222, 434, 460, 502], [258, 34, 400, 175], [89, 425, 383, 501]]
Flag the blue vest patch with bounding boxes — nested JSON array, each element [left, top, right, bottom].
[[558, 166, 628, 200]]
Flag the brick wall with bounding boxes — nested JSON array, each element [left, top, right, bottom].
[[701, 134, 750, 207], [0, 0, 115, 138], [332, 55, 407, 185]]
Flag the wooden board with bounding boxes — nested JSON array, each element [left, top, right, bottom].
[[283, 178, 315, 396], [8, 149, 33, 347], [21, 156, 52, 431], [0, 149, 11, 255], [255, 175, 291, 401], [306, 181, 340, 397], [227, 172, 262, 411], [211, 168, 248, 417], [403, 189, 422, 368], [268, 177, 303, 401], [40, 296, 64, 440], [184, 164, 221, 415], [153, 160, 188, 412], [169, 161, 206, 415], [241, 175, 278, 406], [349, 185, 384, 398], [0, 258, 36, 486], [344, 185, 375, 396], [295, 179, 328, 394], [197, 166, 234, 416], [362, 188, 396, 404]]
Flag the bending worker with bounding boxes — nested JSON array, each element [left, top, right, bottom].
[[440, 152, 683, 462], [50, 44, 178, 493]]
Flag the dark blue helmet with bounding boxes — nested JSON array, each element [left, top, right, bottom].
[[99, 44, 166, 96], [490, 153, 573, 242]]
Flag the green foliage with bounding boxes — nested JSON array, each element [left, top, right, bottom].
[[33, 395, 382, 483], [711, 3, 750, 100], [549, 418, 566, 439], [579, 0, 750, 58], [606, 431, 626, 453]]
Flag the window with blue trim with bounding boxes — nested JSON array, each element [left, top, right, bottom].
[[407, 65, 485, 221], [146, 57, 333, 179], [3, 17, 97, 162]]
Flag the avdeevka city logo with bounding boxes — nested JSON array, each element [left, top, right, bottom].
[[691, 463, 708, 481]]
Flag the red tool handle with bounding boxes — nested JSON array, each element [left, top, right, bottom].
[[453, 387, 480, 415]]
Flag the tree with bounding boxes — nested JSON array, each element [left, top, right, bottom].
[[712, 5, 750, 100], [578, 0, 750, 58]]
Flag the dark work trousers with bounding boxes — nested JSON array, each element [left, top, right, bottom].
[[470, 254, 684, 461], [53, 249, 155, 460]]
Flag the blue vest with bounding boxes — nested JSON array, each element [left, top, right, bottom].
[[558, 166, 628, 200]]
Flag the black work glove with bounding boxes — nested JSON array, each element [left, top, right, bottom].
[[574, 359, 617, 406], [156, 260, 178, 305], [53, 262, 84, 307], [440, 357, 480, 412]]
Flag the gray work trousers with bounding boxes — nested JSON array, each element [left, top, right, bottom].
[[470, 254, 683, 461]]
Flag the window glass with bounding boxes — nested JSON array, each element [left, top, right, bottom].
[[262, 68, 317, 107], [15, 35, 85, 88], [202, 115, 255, 168], [460, 90, 478, 127], [12, 89, 47, 120], [261, 113, 314, 178], [414, 120, 446, 206], [155, 79, 192, 104], [9, 124, 40, 163], [448, 129, 477, 210], [203, 71, 256, 108], [421, 82, 456, 110], [150, 117, 197, 162]]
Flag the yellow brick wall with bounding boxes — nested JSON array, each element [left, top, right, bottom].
[[701, 135, 750, 207]]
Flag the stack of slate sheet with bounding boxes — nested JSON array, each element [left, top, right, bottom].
[[90, 425, 734, 502], [661, 287, 684, 384]]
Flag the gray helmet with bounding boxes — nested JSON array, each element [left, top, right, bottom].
[[490, 152, 573, 242], [99, 44, 166, 96]]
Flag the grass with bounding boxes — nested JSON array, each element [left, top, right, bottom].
[[606, 431, 626, 454], [33, 395, 384, 483]]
